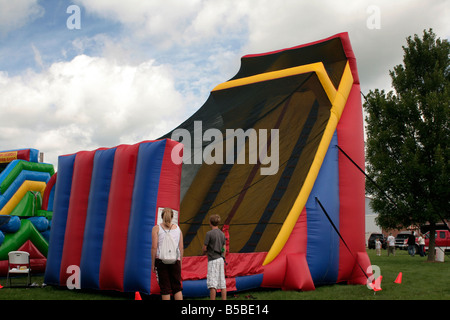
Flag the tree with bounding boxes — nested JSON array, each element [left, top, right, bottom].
[[363, 29, 449, 261]]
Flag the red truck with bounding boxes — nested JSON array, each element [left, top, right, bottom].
[[425, 230, 450, 252]]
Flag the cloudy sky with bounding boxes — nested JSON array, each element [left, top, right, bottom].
[[0, 0, 448, 167]]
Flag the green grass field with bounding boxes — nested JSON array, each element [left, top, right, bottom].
[[0, 249, 448, 300]]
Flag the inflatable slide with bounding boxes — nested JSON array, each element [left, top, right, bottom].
[[0, 148, 55, 274]]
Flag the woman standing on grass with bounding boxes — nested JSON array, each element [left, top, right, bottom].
[[151, 207, 184, 300]]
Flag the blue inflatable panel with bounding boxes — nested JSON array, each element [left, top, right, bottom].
[[44, 154, 76, 285], [46, 184, 56, 212], [79, 148, 116, 290], [27, 216, 49, 232], [182, 273, 263, 297], [123, 140, 166, 293], [235, 274, 264, 292], [306, 131, 340, 285], [0, 160, 20, 185], [182, 279, 210, 297], [0, 216, 10, 228], [28, 149, 39, 163], [0, 216, 20, 233], [41, 229, 51, 242]]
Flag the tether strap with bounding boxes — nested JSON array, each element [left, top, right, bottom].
[[315, 197, 369, 280], [337, 145, 450, 232], [336, 145, 398, 208]]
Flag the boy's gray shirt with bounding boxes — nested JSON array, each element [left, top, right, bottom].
[[204, 228, 226, 261]]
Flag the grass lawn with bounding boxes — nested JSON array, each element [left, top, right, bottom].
[[0, 249, 448, 300]]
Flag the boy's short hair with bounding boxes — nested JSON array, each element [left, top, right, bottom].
[[209, 214, 221, 226]]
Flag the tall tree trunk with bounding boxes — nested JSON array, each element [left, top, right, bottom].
[[427, 222, 436, 262]]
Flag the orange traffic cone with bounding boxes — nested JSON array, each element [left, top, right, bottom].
[[135, 291, 142, 300], [370, 276, 382, 292], [394, 272, 402, 284]]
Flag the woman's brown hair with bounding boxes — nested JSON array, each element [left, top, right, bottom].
[[161, 207, 173, 225]]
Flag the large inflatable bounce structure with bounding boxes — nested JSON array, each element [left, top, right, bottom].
[[0, 148, 55, 275], [3, 32, 371, 296], [162, 32, 371, 296]]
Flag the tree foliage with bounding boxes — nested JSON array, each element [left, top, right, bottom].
[[363, 29, 449, 259]]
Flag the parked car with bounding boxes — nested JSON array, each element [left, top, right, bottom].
[[395, 231, 413, 250], [368, 233, 386, 249], [425, 230, 450, 252]]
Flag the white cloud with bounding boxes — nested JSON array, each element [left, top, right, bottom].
[[31, 43, 44, 69], [238, 0, 450, 92], [0, 55, 186, 166], [1, 0, 448, 167], [75, 0, 252, 49], [74, 0, 449, 94], [184, 1, 250, 44], [75, 0, 203, 49], [0, 0, 44, 36]]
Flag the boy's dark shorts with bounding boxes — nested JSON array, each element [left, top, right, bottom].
[[155, 259, 182, 295]]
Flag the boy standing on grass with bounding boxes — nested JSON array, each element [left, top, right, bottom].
[[203, 214, 227, 300], [375, 238, 382, 256]]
